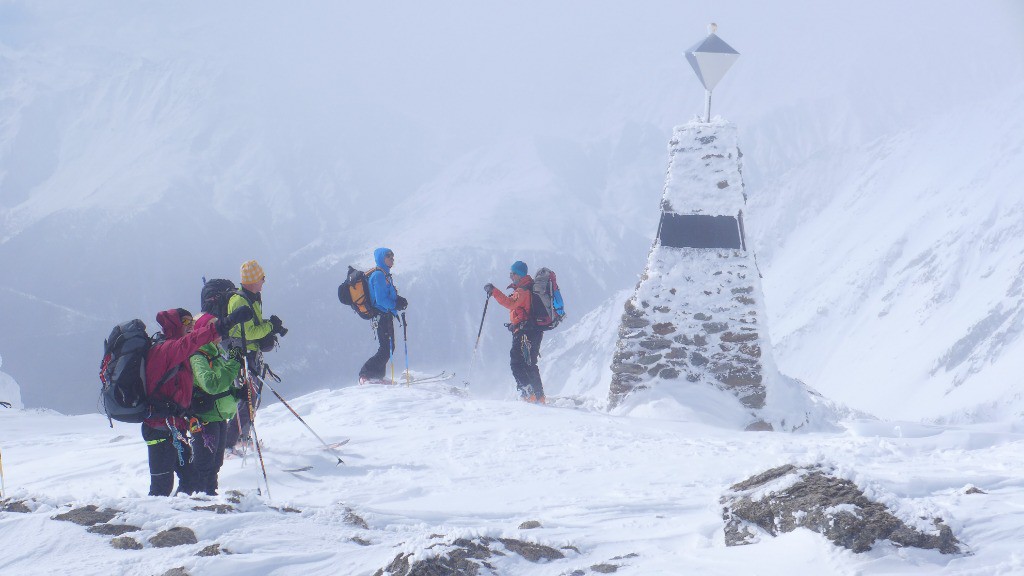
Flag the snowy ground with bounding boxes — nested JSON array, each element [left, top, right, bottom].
[[2, 378, 1023, 575]]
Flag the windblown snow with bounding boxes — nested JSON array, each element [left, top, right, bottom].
[[1, 2, 1024, 575], [2, 379, 1024, 575]]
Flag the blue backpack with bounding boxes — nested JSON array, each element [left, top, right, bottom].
[[531, 267, 566, 331]]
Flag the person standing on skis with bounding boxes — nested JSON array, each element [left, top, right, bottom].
[[359, 248, 408, 384], [484, 261, 546, 403], [225, 259, 288, 451]]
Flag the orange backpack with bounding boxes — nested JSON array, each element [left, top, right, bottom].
[[338, 266, 381, 320]]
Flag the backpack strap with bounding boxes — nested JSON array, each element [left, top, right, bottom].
[[367, 266, 396, 286], [151, 364, 183, 398], [191, 349, 215, 370], [186, 351, 236, 417], [189, 350, 233, 398], [364, 266, 396, 315], [230, 289, 260, 316], [143, 363, 185, 419], [228, 290, 260, 349]]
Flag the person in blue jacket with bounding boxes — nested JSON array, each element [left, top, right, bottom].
[[359, 247, 408, 383]]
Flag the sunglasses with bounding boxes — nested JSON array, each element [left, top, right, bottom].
[[181, 316, 193, 327], [385, 252, 395, 259]]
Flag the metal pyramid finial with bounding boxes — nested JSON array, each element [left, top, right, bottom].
[[685, 25, 739, 122]]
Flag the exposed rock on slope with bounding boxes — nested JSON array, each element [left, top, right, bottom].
[[721, 464, 962, 554]]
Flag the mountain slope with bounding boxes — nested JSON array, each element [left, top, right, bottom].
[[748, 83, 1024, 421]]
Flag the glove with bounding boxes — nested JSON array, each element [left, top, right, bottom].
[[395, 296, 408, 311], [484, 283, 495, 296], [232, 386, 249, 401], [258, 334, 278, 353], [228, 347, 245, 362], [270, 314, 288, 337], [218, 306, 255, 337]]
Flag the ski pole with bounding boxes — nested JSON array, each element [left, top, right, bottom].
[[249, 419, 271, 502], [401, 312, 411, 386], [235, 324, 253, 464], [241, 323, 270, 499], [244, 369, 270, 499], [464, 295, 491, 387], [263, 379, 344, 465], [234, 415, 248, 465], [389, 328, 395, 385]]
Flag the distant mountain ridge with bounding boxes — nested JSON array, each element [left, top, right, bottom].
[[1, 3, 1022, 423]]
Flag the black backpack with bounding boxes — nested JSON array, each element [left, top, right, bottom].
[[338, 266, 381, 320], [99, 320, 182, 425], [530, 267, 566, 331], [201, 278, 239, 320]]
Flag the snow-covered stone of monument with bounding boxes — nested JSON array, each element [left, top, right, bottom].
[[609, 120, 842, 431], [661, 117, 747, 217]]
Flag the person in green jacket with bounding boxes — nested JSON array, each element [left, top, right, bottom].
[[184, 313, 243, 495], [225, 259, 287, 451], [226, 259, 285, 358]]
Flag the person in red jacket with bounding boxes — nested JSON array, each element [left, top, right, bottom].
[[484, 261, 546, 404], [141, 306, 250, 496]]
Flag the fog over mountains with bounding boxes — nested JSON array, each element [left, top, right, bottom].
[[1, 1, 1022, 420]]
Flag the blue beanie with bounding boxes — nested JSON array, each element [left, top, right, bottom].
[[510, 261, 528, 276]]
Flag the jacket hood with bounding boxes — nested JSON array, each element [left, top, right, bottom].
[[374, 247, 393, 272], [156, 308, 189, 340]]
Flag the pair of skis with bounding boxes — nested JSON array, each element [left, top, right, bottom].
[[361, 370, 455, 386], [407, 370, 455, 385]]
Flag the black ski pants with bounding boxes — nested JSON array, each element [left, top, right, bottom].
[[187, 420, 227, 495], [142, 423, 192, 497], [510, 329, 544, 399], [360, 314, 395, 380]]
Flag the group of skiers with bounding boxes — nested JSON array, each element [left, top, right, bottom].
[[355, 249, 547, 403], [134, 252, 553, 497], [139, 259, 288, 497]]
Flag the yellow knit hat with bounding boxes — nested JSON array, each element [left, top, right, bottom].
[[240, 259, 265, 284]]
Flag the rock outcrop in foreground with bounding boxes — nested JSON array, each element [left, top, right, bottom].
[[721, 464, 962, 554]]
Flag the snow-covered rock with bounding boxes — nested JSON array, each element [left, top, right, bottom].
[[722, 463, 962, 554], [0, 352, 23, 409]]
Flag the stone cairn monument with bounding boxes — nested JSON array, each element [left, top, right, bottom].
[[608, 28, 778, 429]]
